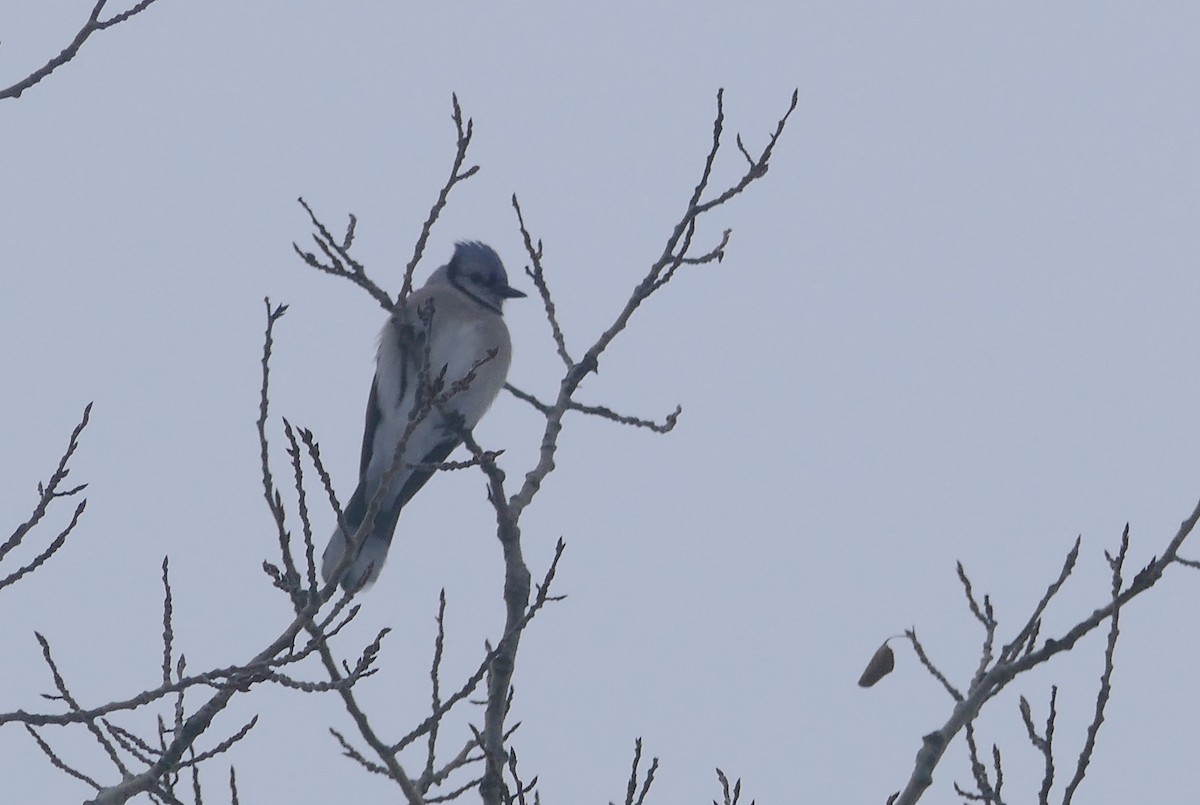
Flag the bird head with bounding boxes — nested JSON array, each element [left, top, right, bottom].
[[436, 241, 526, 313]]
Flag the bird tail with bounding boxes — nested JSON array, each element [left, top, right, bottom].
[[321, 523, 391, 592], [321, 477, 406, 591]]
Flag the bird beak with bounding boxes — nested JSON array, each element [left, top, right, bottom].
[[497, 284, 527, 299]]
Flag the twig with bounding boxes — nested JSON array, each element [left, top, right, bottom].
[[504, 383, 681, 434], [283, 419, 320, 596], [617, 738, 658, 805], [160, 557, 175, 686], [1, 404, 92, 592], [256, 299, 297, 587], [999, 538, 1081, 663], [894, 499, 1200, 805], [176, 716, 259, 768], [306, 625, 424, 802], [905, 630, 962, 702], [506, 90, 798, 522], [25, 725, 102, 790], [424, 591, 449, 788], [293, 199, 394, 310], [1018, 689, 1056, 805], [956, 720, 1000, 804], [1062, 527, 1128, 804], [35, 633, 130, 778], [512, 196, 572, 367], [1, 0, 165, 100], [400, 94, 480, 304], [713, 768, 747, 805]]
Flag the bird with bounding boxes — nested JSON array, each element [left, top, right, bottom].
[[321, 241, 525, 591]]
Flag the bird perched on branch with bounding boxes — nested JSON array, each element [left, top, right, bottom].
[[322, 242, 525, 591]]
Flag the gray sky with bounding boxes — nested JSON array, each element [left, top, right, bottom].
[[3, 2, 1200, 802]]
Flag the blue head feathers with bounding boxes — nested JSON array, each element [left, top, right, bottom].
[[444, 241, 526, 307]]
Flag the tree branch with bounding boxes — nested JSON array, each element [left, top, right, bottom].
[[893, 498, 1200, 804], [1, 1, 165, 101]]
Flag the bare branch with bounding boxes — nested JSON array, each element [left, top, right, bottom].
[[293, 199, 394, 311], [305, 625, 424, 802], [330, 728, 390, 777], [105, 721, 157, 767], [160, 557, 175, 687], [283, 419, 321, 596], [1, 404, 93, 592], [294, 95, 480, 316], [1018, 689, 1057, 805], [26, 724, 102, 790], [1, 1, 165, 101], [505, 383, 681, 433], [296, 426, 348, 542], [956, 720, 1000, 804], [400, 94, 480, 304], [35, 632, 131, 778], [956, 562, 992, 628], [905, 629, 963, 702], [504, 748, 538, 805], [256, 299, 296, 580], [0, 498, 87, 593], [1062, 527, 1128, 804], [177, 716, 259, 768], [893, 496, 1200, 804], [426, 771, 483, 803], [506, 90, 798, 522], [424, 591, 449, 787], [512, 196, 572, 367], [390, 537, 566, 754], [999, 537, 1081, 663], [60, 534, 405, 802], [957, 563, 999, 690], [614, 738, 658, 805], [713, 768, 749, 805]]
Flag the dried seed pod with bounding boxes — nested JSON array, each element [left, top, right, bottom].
[[858, 641, 896, 688]]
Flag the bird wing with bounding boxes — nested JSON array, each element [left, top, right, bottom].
[[356, 292, 458, 514], [357, 374, 383, 481], [388, 430, 462, 514], [352, 286, 512, 527]]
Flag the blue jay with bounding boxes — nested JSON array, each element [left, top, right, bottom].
[[322, 242, 525, 591]]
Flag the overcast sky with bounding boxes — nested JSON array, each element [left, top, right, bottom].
[[3, 3, 1200, 803]]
